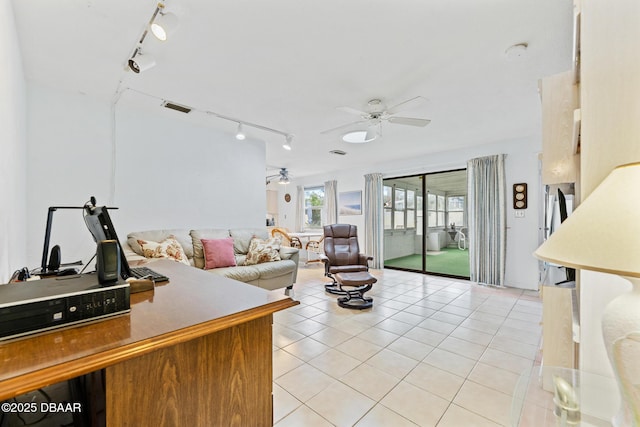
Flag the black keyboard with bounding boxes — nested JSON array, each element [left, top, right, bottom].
[[130, 266, 169, 282]]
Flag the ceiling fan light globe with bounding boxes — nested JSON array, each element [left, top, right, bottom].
[[342, 130, 376, 143], [365, 126, 378, 141]]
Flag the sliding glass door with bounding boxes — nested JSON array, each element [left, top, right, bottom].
[[383, 169, 470, 279]]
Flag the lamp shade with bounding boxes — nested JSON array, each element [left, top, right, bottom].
[[534, 162, 640, 278]]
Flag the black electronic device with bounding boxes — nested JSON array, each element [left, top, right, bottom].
[[83, 198, 168, 283], [556, 189, 576, 284], [0, 274, 130, 341], [48, 245, 61, 271], [97, 240, 120, 284]]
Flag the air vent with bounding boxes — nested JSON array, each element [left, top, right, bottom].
[[162, 101, 192, 114], [329, 150, 347, 156]]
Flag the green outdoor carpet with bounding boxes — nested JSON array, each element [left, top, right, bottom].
[[385, 247, 470, 277]]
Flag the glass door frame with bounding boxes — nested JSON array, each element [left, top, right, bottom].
[[383, 168, 469, 280]]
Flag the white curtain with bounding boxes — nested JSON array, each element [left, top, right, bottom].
[[364, 173, 384, 269], [467, 154, 507, 286], [324, 180, 338, 225], [295, 185, 304, 232]]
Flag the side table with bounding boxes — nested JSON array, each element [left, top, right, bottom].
[[511, 366, 619, 426]]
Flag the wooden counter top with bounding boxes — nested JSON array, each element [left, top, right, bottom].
[[0, 260, 298, 400]]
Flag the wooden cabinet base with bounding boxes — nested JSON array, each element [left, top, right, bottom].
[[542, 285, 576, 369], [106, 315, 273, 426]]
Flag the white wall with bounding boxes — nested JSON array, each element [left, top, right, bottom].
[[0, 0, 27, 282], [24, 84, 266, 269], [279, 169, 367, 238], [384, 232, 417, 260], [280, 136, 541, 290], [113, 102, 266, 233]]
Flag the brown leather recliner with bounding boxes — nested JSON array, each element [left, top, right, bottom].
[[320, 224, 373, 294]]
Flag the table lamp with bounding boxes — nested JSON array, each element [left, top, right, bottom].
[[534, 161, 640, 427]]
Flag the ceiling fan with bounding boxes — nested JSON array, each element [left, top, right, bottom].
[[266, 168, 290, 185], [321, 96, 431, 140]]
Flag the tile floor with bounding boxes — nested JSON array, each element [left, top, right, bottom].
[[272, 265, 543, 427]]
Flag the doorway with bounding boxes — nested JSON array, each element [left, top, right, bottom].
[[383, 169, 470, 279]]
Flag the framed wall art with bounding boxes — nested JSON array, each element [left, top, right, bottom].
[[339, 191, 362, 215]]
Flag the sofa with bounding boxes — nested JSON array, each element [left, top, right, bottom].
[[123, 228, 299, 291]]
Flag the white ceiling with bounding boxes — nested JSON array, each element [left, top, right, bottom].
[[11, 0, 573, 179]]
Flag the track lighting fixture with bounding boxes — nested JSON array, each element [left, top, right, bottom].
[[235, 123, 246, 140], [151, 4, 179, 41], [202, 111, 292, 150], [125, 0, 293, 147], [125, 2, 178, 73], [283, 135, 293, 151], [128, 50, 156, 73]]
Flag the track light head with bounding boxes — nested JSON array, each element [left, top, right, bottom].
[[128, 52, 156, 73], [283, 135, 293, 150], [151, 11, 179, 41], [235, 123, 246, 140]]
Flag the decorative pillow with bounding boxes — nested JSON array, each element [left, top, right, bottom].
[[137, 235, 190, 266], [245, 237, 281, 265], [201, 238, 237, 269]]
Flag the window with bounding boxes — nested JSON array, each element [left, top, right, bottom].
[[383, 185, 392, 230], [406, 190, 416, 229], [427, 193, 445, 227], [416, 195, 423, 235], [304, 186, 324, 229], [382, 184, 417, 231], [437, 195, 445, 227], [447, 195, 465, 227], [394, 188, 405, 229]]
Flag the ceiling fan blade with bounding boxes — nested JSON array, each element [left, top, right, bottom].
[[387, 96, 427, 115], [337, 106, 369, 116], [320, 119, 370, 134], [387, 116, 431, 127]]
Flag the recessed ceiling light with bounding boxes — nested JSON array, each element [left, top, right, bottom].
[[342, 131, 376, 143]]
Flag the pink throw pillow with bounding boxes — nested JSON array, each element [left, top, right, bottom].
[[202, 238, 237, 269]]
